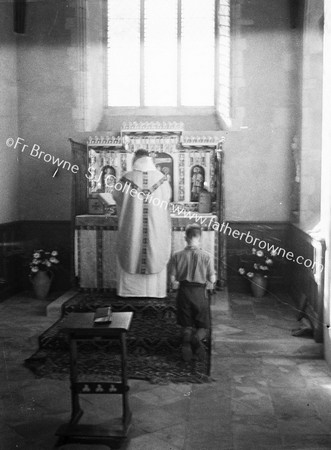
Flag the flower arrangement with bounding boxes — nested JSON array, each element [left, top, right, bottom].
[[238, 248, 276, 279], [29, 249, 60, 276]]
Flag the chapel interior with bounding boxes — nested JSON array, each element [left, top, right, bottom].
[[1, 0, 331, 448]]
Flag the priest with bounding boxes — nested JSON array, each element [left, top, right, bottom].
[[112, 149, 172, 297]]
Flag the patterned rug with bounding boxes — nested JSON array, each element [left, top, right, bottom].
[[24, 291, 211, 384]]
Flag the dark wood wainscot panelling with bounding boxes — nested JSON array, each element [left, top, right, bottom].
[[17, 221, 72, 292], [0, 220, 73, 300], [226, 222, 289, 293], [0, 222, 22, 300], [287, 224, 325, 343]]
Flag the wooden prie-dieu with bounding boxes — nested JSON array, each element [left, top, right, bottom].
[[55, 311, 133, 448]]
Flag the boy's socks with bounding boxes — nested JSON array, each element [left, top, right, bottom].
[[182, 342, 193, 362], [191, 332, 207, 361], [182, 328, 193, 362], [195, 328, 207, 341]]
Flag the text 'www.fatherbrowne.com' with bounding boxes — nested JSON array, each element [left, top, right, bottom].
[[171, 204, 324, 274]]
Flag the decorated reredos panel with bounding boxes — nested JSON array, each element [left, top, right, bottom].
[[86, 122, 224, 215]]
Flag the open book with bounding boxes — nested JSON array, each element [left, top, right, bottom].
[[98, 192, 116, 206], [94, 307, 113, 323]]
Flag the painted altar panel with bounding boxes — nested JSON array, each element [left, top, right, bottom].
[[86, 147, 217, 212], [86, 150, 134, 197]]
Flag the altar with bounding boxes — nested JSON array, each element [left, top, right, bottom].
[[75, 213, 219, 290], [71, 122, 226, 291]]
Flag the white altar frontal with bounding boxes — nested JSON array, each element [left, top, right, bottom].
[[71, 122, 226, 291], [75, 214, 219, 290]]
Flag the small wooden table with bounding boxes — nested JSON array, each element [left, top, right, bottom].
[[55, 311, 133, 448]]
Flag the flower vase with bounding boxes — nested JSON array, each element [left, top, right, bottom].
[[31, 271, 53, 300], [251, 274, 267, 298]]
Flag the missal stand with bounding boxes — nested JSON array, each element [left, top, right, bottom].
[[55, 311, 133, 449]]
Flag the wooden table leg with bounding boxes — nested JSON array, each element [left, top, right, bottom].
[[69, 336, 83, 424], [120, 332, 132, 432]]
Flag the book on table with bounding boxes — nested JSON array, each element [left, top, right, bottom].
[[98, 192, 116, 206], [94, 307, 113, 323]]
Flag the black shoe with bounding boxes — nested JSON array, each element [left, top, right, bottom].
[[191, 335, 206, 361]]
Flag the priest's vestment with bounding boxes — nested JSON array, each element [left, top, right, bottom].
[[113, 157, 171, 297]]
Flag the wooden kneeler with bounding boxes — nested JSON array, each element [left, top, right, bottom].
[[54, 312, 133, 449]]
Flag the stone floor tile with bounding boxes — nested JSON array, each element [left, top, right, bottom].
[[2, 291, 331, 449], [59, 445, 110, 449], [184, 425, 233, 450], [125, 432, 182, 450], [296, 360, 331, 378], [234, 441, 284, 450], [233, 432, 283, 450], [278, 415, 329, 436], [281, 433, 331, 449], [231, 385, 274, 416], [232, 374, 268, 388], [131, 383, 191, 407], [229, 359, 265, 378], [147, 423, 187, 449], [162, 398, 190, 418], [233, 413, 278, 430], [262, 361, 307, 388], [269, 387, 320, 419], [307, 387, 331, 423], [133, 406, 186, 433]]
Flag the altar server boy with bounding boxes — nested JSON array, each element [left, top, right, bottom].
[[169, 223, 216, 361]]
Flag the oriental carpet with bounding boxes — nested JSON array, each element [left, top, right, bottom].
[[24, 291, 212, 384]]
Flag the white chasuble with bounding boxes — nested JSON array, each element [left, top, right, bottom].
[[113, 157, 172, 297]]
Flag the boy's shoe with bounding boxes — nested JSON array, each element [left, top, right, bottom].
[[182, 342, 193, 362], [191, 335, 206, 361]]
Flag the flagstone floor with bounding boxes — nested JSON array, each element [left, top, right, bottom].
[[1, 288, 331, 450]]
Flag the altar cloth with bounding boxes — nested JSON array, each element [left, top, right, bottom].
[[75, 215, 218, 290], [116, 262, 167, 298]]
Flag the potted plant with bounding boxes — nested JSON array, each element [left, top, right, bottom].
[[238, 248, 276, 297], [29, 249, 59, 299]]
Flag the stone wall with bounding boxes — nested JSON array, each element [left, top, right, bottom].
[[299, 0, 324, 231], [7, 0, 305, 226], [0, 1, 19, 223]]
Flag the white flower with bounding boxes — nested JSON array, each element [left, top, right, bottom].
[[266, 258, 273, 265], [256, 250, 264, 257], [270, 250, 277, 257], [51, 251, 58, 256], [252, 248, 256, 254], [46, 261, 52, 267], [238, 268, 245, 275], [31, 267, 39, 273], [33, 252, 40, 259], [32, 259, 39, 264], [254, 263, 259, 270], [247, 272, 254, 278], [260, 266, 269, 271]]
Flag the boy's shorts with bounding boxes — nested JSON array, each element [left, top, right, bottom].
[[176, 281, 210, 329]]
